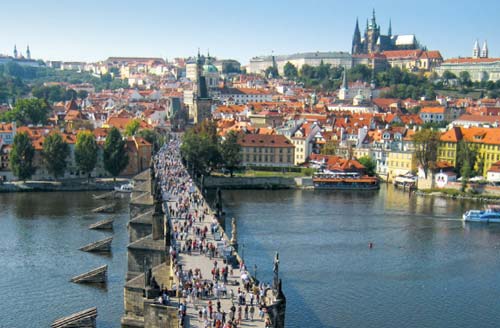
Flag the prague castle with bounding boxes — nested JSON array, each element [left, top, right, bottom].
[[352, 10, 421, 55]]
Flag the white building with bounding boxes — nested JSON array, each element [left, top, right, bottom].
[[248, 52, 352, 76]]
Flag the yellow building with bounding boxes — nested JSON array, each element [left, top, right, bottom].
[[387, 151, 418, 181], [438, 126, 500, 176]]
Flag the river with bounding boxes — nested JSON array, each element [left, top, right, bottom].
[[220, 186, 500, 328], [0, 191, 129, 328], [1, 187, 500, 328]]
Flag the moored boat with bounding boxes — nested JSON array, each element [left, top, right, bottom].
[[114, 183, 133, 193], [463, 207, 500, 223], [313, 171, 379, 190]]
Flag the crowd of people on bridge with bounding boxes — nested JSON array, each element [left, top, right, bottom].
[[152, 137, 275, 328]]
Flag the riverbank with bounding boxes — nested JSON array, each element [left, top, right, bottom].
[[416, 188, 500, 203], [0, 178, 129, 193], [204, 176, 313, 189]]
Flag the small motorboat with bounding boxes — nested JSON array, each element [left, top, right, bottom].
[[114, 183, 133, 193]]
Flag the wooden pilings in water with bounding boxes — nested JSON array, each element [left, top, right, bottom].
[[71, 265, 108, 284], [79, 237, 113, 253], [51, 307, 97, 328], [91, 203, 116, 213], [88, 218, 114, 230], [92, 191, 115, 200]]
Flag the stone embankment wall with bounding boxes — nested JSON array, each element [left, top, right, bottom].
[[204, 176, 298, 189], [0, 180, 123, 192]]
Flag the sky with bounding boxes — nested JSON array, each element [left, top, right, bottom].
[[1, 0, 498, 65]]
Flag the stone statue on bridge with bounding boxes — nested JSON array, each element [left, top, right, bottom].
[[230, 218, 237, 246], [273, 252, 280, 289]]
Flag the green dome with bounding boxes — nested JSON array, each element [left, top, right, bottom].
[[203, 64, 218, 74]]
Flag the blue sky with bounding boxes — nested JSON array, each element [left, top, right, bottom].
[[1, 0, 497, 64]]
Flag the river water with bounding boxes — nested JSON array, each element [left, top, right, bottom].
[[2, 187, 500, 328], [0, 191, 129, 328]]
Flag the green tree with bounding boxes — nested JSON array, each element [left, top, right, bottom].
[[283, 62, 298, 79], [456, 141, 477, 176], [460, 161, 471, 192], [321, 140, 338, 155], [4, 98, 51, 125], [358, 156, 376, 176], [9, 132, 35, 181], [42, 133, 70, 179], [220, 131, 242, 176], [264, 66, 279, 78], [77, 90, 89, 100], [125, 119, 141, 136], [74, 131, 98, 182], [180, 123, 221, 176], [103, 127, 129, 180], [459, 71, 472, 88], [412, 129, 441, 178], [442, 70, 457, 84]]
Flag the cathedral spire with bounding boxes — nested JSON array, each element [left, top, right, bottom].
[[352, 18, 361, 54], [473, 39, 480, 58], [388, 19, 392, 37], [371, 8, 377, 29], [481, 40, 489, 58]]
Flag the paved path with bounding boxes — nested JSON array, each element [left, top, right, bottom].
[[155, 139, 272, 328], [169, 197, 269, 328]]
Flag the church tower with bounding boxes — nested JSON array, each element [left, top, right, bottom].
[[352, 18, 362, 55], [365, 9, 380, 54], [473, 40, 480, 58], [388, 19, 392, 37], [193, 51, 212, 124], [481, 40, 489, 58], [13, 45, 18, 59], [26, 45, 31, 60]]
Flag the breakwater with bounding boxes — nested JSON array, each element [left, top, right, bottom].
[[121, 140, 286, 327]]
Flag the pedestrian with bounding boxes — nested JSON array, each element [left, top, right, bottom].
[[244, 304, 249, 320], [250, 305, 255, 321]]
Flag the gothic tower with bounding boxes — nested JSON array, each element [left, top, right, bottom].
[[365, 9, 380, 54], [26, 45, 31, 60], [481, 40, 489, 58], [352, 18, 362, 55], [388, 19, 392, 37], [193, 51, 212, 124], [473, 40, 480, 58]]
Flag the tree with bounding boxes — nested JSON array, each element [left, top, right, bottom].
[[4, 98, 51, 125], [460, 161, 471, 192], [77, 90, 89, 100], [456, 141, 477, 176], [283, 62, 298, 79], [75, 131, 98, 182], [442, 70, 457, 84], [103, 127, 129, 180], [125, 119, 141, 136], [358, 156, 377, 176], [264, 66, 279, 79], [321, 140, 338, 155], [42, 133, 70, 179], [220, 131, 242, 176], [459, 71, 472, 88], [180, 123, 221, 176], [412, 129, 441, 178], [9, 132, 35, 181]]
